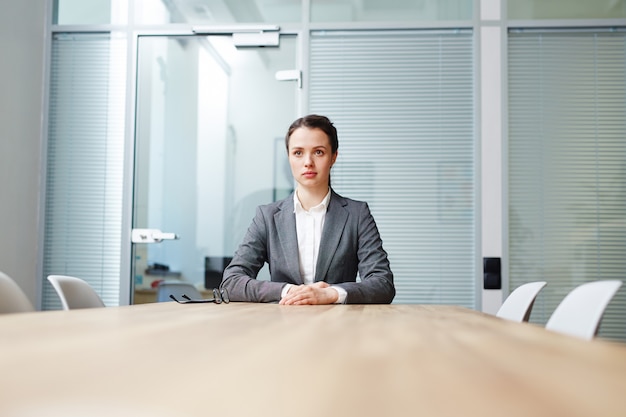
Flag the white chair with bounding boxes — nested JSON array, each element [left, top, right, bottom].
[[47, 275, 105, 310], [0, 271, 35, 314], [545, 280, 623, 340], [496, 281, 547, 322], [156, 281, 203, 302]]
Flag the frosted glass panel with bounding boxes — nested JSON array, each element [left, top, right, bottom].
[[508, 30, 626, 342], [135, 0, 301, 24], [310, 30, 477, 307], [54, 0, 127, 24], [311, 0, 473, 22], [43, 33, 127, 309], [508, 0, 626, 19]]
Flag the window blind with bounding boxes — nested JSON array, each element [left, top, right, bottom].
[[310, 30, 477, 307], [42, 33, 127, 309], [508, 29, 626, 342]]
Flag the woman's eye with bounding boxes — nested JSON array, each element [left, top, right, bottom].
[[315, 150, 324, 155]]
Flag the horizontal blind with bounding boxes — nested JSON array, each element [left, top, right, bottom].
[[43, 33, 127, 309], [310, 30, 476, 307], [508, 30, 626, 342]]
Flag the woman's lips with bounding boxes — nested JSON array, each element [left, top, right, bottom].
[[303, 171, 316, 178]]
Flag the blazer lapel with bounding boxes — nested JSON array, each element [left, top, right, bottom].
[[274, 196, 303, 285], [315, 192, 348, 282]]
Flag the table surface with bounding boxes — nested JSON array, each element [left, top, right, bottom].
[[1, 302, 625, 417]]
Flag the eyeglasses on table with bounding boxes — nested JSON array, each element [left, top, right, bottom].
[[169, 287, 229, 304]]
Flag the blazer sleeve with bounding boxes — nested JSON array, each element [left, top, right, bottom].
[[334, 202, 395, 304], [220, 206, 285, 303]]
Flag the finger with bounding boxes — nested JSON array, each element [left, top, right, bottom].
[[284, 292, 315, 305], [281, 292, 305, 304]]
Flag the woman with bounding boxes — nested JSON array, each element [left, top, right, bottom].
[[221, 114, 395, 304]]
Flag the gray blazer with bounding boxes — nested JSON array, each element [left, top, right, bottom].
[[221, 190, 395, 304]]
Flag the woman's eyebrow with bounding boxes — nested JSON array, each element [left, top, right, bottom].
[[290, 145, 329, 151]]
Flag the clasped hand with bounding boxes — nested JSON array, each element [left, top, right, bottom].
[[279, 281, 339, 305]]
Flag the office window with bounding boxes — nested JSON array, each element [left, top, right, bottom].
[[508, 29, 626, 342], [43, 33, 127, 309], [310, 30, 477, 307]]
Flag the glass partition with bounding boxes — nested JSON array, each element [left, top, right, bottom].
[[56, 0, 477, 25], [134, 0, 302, 25], [54, 0, 128, 24], [311, 0, 473, 22], [508, 29, 626, 342], [508, 0, 626, 19], [310, 29, 477, 307], [43, 33, 127, 309], [131, 34, 298, 302]]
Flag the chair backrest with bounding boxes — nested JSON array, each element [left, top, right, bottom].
[[47, 275, 106, 310], [496, 281, 547, 322], [157, 281, 203, 302], [0, 271, 35, 314], [545, 280, 623, 340]]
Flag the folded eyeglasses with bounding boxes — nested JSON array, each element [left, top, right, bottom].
[[169, 287, 229, 304]]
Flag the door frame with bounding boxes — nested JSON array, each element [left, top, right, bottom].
[[119, 28, 303, 305]]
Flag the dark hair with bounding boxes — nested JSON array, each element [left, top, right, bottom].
[[285, 114, 339, 154]]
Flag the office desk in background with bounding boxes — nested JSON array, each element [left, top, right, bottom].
[[0, 303, 625, 417]]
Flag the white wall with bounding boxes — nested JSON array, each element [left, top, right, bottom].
[[0, 0, 47, 306]]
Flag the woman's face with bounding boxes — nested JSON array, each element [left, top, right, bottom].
[[287, 127, 337, 192]]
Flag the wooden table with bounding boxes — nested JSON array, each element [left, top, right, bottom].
[[0, 303, 625, 417]]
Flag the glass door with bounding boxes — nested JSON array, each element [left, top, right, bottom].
[[131, 33, 298, 303]]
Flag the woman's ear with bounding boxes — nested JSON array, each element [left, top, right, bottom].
[[331, 151, 338, 166]]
